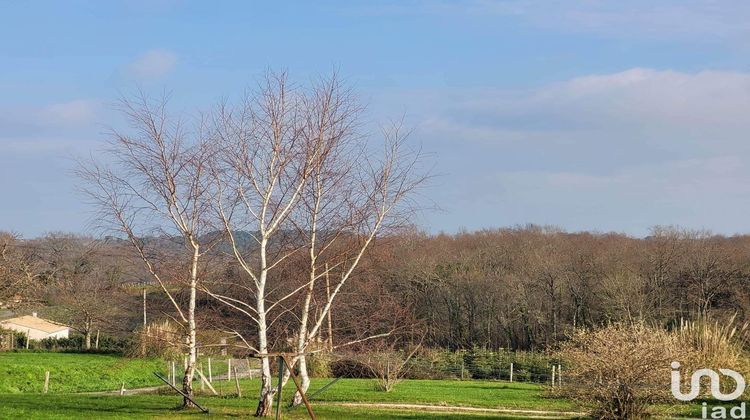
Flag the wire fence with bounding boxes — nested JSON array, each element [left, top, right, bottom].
[[163, 356, 261, 386], [323, 349, 563, 385]]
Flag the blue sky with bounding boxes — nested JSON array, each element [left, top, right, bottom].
[[3, 0, 750, 237]]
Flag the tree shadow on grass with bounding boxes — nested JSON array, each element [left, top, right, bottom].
[[0, 394, 208, 418]]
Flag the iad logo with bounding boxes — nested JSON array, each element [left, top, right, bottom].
[[671, 361, 746, 401], [671, 361, 747, 419]]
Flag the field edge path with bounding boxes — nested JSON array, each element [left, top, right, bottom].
[[321, 402, 586, 418]]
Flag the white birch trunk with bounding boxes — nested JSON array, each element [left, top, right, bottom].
[[182, 244, 199, 407], [255, 238, 275, 417]]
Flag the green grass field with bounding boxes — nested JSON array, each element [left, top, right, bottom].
[[0, 352, 708, 419], [0, 394, 548, 419], [0, 352, 165, 393], [0, 352, 241, 393], [202, 377, 576, 411], [0, 352, 579, 418]]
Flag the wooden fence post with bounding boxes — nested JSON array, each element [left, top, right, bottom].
[[557, 364, 562, 387], [120, 382, 125, 396], [275, 356, 284, 420], [227, 359, 232, 382], [460, 359, 465, 380], [43, 371, 50, 394], [233, 367, 242, 398], [26, 329, 30, 349], [195, 368, 218, 396], [200, 363, 205, 391], [551, 365, 556, 387], [171, 361, 176, 386], [510, 363, 514, 383], [208, 358, 213, 383]]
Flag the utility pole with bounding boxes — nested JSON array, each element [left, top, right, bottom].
[[143, 286, 147, 327], [325, 264, 333, 351]]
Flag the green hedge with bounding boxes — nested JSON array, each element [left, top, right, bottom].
[[404, 348, 557, 382]]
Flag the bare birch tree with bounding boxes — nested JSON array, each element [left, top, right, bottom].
[[277, 75, 363, 404], [203, 72, 425, 415], [237, 73, 424, 408], [204, 72, 319, 416], [78, 94, 217, 406]]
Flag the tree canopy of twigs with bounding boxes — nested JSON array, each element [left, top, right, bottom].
[[78, 92, 220, 407]]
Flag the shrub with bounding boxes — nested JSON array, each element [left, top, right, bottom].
[[402, 349, 459, 379], [306, 352, 332, 378], [330, 357, 373, 378], [464, 349, 500, 379], [357, 348, 555, 381], [127, 320, 183, 359], [675, 315, 750, 396], [557, 324, 695, 419], [362, 350, 415, 392], [2, 333, 128, 354]]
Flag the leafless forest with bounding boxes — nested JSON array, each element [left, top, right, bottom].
[[3, 224, 748, 352]]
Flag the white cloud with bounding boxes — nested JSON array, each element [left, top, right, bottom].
[[527, 0, 750, 42], [484, 155, 750, 234], [380, 68, 750, 234], [0, 99, 99, 134], [126, 49, 178, 79], [409, 68, 750, 152], [369, 1, 750, 43], [533, 69, 750, 129], [43, 100, 98, 125], [0, 99, 101, 158]]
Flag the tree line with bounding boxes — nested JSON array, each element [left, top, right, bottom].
[[4, 225, 749, 351], [380, 225, 750, 351]]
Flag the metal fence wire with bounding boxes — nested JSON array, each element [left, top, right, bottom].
[[326, 350, 562, 384]]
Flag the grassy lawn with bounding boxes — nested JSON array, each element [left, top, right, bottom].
[[202, 377, 576, 411], [0, 352, 245, 393], [0, 393, 568, 419], [0, 393, 554, 419], [0, 352, 164, 393], [0, 352, 581, 417], [0, 352, 709, 418]]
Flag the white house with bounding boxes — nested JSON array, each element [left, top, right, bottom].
[[0, 313, 69, 340]]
